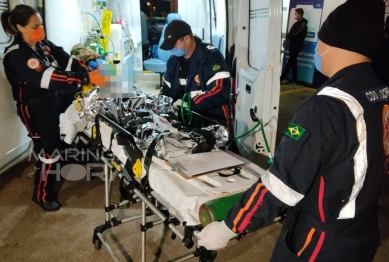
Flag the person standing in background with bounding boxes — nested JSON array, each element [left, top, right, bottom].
[[280, 8, 308, 85]]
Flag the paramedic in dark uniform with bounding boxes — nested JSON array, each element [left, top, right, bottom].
[[198, 1, 387, 261], [1, 5, 102, 211], [159, 20, 232, 133]]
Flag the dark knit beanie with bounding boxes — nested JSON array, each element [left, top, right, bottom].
[[318, 0, 385, 59]]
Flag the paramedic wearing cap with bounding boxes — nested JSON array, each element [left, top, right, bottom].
[[1, 5, 103, 211], [198, 1, 387, 261], [160, 19, 232, 131]]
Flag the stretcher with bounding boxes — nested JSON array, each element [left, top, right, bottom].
[[86, 114, 265, 261], [61, 89, 266, 261]]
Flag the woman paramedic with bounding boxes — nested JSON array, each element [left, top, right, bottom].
[[1, 4, 102, 211]]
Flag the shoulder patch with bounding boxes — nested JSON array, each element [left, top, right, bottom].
[[27, 58, 40, 69], [206, 45, 216, 50], [285, 123, 305, 140], [212, 64, 221, 71]]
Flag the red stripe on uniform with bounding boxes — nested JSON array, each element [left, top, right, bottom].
[[318, 176, 325, 222], [51, 77, 80, 84], [25, 105, 30, 118], [237, 188, 269, 232], [194, 78, 225, 104], [309, 231, 325, 262], [37, 157, 44, 202], [193, 79, 218, 103], [232, 183, 264, 232], [19, 104, 33, 136], [194, 88, 222, 104], [307, 176, 326, 261], [222, 105, 230, 134], [41, 154, 52, 202], [67, 77, 80, 83], [52, 73, 66, 78], [78, 60, 89, 72], [51, 77, 68, 82]]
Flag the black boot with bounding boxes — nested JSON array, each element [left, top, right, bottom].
[[40, 200, 61, 211], [32, 196, 61, 211]]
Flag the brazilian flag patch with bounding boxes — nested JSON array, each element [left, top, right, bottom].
[[212, 64, 221, 71], [285, 123, 305, 140]]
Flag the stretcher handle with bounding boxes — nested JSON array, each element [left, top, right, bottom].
[[95, 113, 132, 138]]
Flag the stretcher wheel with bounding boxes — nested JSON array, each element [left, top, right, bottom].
[[94, 239, 102, 250]]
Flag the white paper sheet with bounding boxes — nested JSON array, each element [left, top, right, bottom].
[[149, 157, 264, 225]]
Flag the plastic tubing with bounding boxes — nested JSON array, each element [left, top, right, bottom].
[[85, 12, 107, 54], [181, 93, 192, 126], [232, 119, 273, 163]]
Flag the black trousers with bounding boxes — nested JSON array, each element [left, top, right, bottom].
[[270, 208, 379, 262], [281, 47, 301, 82], [32, 139, 60, 202], [18, 90, 76, 202]]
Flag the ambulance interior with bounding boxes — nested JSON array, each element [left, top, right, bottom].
[[0, 0, 282, 173], [0, 0, 388, 262]]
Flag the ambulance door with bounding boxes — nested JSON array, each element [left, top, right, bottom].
[[178, 0, 216, 45], [231, 0, 282, 168]]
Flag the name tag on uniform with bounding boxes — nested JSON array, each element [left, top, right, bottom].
[[363, 86, 389, 103]]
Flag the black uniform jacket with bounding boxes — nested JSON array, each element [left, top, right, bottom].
[[3, 37, 89, 138], [4, 37, 89, 103], [225, 63, 388, 261], [161, 36, 232, 130]]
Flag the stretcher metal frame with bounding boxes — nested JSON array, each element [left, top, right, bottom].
[[89, 113, 216, 262]]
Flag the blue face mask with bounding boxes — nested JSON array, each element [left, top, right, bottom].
[[170, 40, 188, 57], [314, 42, 331, 74], [314, 43, 323, 73]]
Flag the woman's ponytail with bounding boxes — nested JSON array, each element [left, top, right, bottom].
[[1, 5, 38, 38], [0, 10, 18, 37]]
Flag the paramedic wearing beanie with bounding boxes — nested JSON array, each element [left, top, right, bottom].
[[280, 8, 308, 85], [159, 19, 232, 132], [1, 5, 103, 211], [198, 1, 387, 261]]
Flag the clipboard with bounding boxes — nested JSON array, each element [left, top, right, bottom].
[[168, 150, 245, 178]]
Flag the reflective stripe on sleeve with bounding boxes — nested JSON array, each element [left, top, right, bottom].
[[4, 44, 19, 56], [41, 67, 55, 89], [163, 75, 171, 88], [206, 71, 230, 86], [261, 170, 304, 206], [318, 87, 367, 219], [65, 56, 74, 71]]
